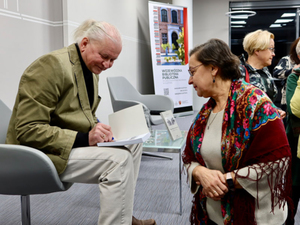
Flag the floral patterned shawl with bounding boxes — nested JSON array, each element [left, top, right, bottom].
[[182, 80, 292, 225]]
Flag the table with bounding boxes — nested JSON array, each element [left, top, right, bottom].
[[142, 130, 188, 215]]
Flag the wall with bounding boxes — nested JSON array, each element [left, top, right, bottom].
[[191, 0, 230, 110], [0, 0, 63, 109], [0, 0, 266, 125]]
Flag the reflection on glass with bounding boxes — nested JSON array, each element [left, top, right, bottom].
[[230, 8, 297, 108], [230, 8, 297, 74]]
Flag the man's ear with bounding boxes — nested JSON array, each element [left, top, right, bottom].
[[80, 37, 89, 52]]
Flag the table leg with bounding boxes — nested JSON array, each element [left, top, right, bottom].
[[142, 152, 173, 160], [179, 150, 182, 215]]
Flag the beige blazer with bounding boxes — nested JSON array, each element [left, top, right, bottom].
[[6, 44, 100, 174]]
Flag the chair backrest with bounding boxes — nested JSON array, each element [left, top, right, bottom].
[[107, 76, 141, 101], [0, 100, 12, 144], [107, 76, 143, 112]]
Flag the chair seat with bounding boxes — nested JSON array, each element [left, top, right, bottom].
[[0, 144, 72, 195]]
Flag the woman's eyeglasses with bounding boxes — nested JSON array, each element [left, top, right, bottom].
[[188, 63, 203, 77], [268, 48, 275, 53]]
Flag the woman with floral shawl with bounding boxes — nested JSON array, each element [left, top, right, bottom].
[[182, 38, 292, 225]]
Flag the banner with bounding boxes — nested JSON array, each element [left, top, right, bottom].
[[148, 1, 193, 114]]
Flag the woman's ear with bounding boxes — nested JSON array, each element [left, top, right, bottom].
[[212, 66, 218, 76], [254, 49, 260, 56]]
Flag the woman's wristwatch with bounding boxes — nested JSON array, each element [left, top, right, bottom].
[[226, 172, 235, 191]]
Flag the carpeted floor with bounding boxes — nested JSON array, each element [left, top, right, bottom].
[[0, 111, 299, 224]]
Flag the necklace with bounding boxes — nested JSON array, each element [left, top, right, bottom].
[[207, 112, 219, 130], [207, 101, 227, 130]]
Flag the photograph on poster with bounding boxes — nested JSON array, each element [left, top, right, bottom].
[[149, 1, 193, 114]]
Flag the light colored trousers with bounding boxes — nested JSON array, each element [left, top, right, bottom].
[[59, 143, 142, 225]]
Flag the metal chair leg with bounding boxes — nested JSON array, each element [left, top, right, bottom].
[[21, 195, 31, 225], [142, 152, 173, 160]]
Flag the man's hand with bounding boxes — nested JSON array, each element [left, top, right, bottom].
[[88, 123, 114, 146]]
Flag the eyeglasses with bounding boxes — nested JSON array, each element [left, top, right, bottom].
[[268, 48, 275, 53], [188, 63, 203, 77]]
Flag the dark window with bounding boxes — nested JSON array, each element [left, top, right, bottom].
[[230, 8, 297, 73], [162, 33, 168, 44], [172, 32, 179, 50], [172, 10, 178, 23], [161, 9, 168, 22]]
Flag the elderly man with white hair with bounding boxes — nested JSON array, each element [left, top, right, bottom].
[[6, 19, 156, 225]]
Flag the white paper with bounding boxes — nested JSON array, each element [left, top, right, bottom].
[[97, 104, 150, 147], [97, 132, 151, 147]]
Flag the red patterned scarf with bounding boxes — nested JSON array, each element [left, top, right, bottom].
[[182, 80, 292, 225]]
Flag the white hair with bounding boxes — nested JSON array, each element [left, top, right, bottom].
[[73, 19, 122, 45]]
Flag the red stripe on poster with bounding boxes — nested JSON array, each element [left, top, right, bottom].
[[183, 7, 188, 65]]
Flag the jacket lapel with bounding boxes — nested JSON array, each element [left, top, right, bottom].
[[68, 44, 95, 128]]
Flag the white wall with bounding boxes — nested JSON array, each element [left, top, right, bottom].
[[191, 0, 231, 110], [0, 0, 264, 125], [0, 0, 63, 110]]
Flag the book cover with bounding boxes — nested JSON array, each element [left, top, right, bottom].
[[97, 104, 150, 146], [160, 110, 182, 141]]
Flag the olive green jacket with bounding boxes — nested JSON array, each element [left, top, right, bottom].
[[6, 44, 100, 174]]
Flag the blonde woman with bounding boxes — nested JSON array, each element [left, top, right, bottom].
[[239, 29, 286, 118]]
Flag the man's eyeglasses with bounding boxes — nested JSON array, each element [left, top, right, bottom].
[[268, 48, 275, 53], [188, 63, 203, 77]]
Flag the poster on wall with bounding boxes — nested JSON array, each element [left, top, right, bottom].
[[148, 1, 193, 114]]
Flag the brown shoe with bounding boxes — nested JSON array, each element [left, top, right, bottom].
[[132, 216, 156, 225]]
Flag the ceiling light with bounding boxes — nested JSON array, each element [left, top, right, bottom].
[[281, 13, 296, 17], [270, 24, 282, 28], [231, 21, 246, 24], [225, 10, 256, 19], [231, 25, 245, 28], [275, 19, 294, 23]]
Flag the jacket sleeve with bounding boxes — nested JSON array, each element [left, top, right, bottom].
[[286, 73, 298, 116], [273, 56, 292, 79], [15, 54, 77, 156], [291, 76, 300, 118]]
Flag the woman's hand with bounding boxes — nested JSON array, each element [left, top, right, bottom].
[[89, 123, 114, 145], [192, 166, 228, 200], [278, 109, 286, 119], [292, 64, 300, 74]]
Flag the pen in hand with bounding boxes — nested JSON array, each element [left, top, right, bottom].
[[97, 118, 114, 141]]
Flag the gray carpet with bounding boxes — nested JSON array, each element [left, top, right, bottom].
[[0, 111, 299, 224]]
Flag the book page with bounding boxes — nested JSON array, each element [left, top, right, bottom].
[[109, 104, 149, 140]]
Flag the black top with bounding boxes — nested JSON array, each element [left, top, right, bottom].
[[72, 44, 95, 148]]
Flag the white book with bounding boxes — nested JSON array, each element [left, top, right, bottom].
[[97, 104, 150, 147], [160, 110, 182, 141], [97, 132, 151, 147]]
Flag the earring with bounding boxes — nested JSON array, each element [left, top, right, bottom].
[[213, 77, 215, 83]]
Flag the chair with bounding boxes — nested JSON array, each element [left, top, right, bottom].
[[0, 99, 72, 225], [107, 76, 174, 160], [107, 76, 174, 125]]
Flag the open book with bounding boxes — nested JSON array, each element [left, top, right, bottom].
[[97, 104, 150, 147]]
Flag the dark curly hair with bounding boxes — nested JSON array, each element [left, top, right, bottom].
[[289, 37, 300, 64]]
